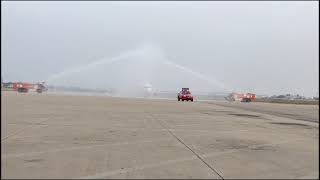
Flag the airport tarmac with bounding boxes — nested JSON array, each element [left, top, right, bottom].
[[1, 91, 319, 179]]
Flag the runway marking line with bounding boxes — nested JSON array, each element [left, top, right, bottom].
[[2, 123, 50, 141], [147, 112, 225, 179]]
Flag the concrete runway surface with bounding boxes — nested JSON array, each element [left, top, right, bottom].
[[1, 92, 319, 179]]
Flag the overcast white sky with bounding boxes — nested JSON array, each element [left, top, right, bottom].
[[1, 1, 319, 96]]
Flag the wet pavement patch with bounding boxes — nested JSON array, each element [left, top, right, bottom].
[[270, 122, 310, 127], [228, 113, 261, 118], [201, 110, 233, 115], [294, 118, 319, 123]]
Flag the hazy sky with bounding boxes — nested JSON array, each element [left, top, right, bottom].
[[2, 1, 319, 96]]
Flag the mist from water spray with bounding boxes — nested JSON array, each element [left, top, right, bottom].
[[46, 43, 232, 94], [162, 60, 232, 92], [46, 47, 148, 83]]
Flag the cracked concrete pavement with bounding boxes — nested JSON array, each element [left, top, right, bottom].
[[1, 92, 319, 179]]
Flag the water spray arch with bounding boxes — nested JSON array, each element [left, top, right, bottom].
[[46, 44, 232, 93]]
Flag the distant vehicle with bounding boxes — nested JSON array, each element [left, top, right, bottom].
[[13, 82, 47, 93], [177, 88, 194, 102], [2, 82, 14, 89], [35, 83, 47, 93], [13, 82, 33, 93], [225, 92, 256, 102]]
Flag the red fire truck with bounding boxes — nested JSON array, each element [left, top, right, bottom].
[[13, 82, 47, 93]]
